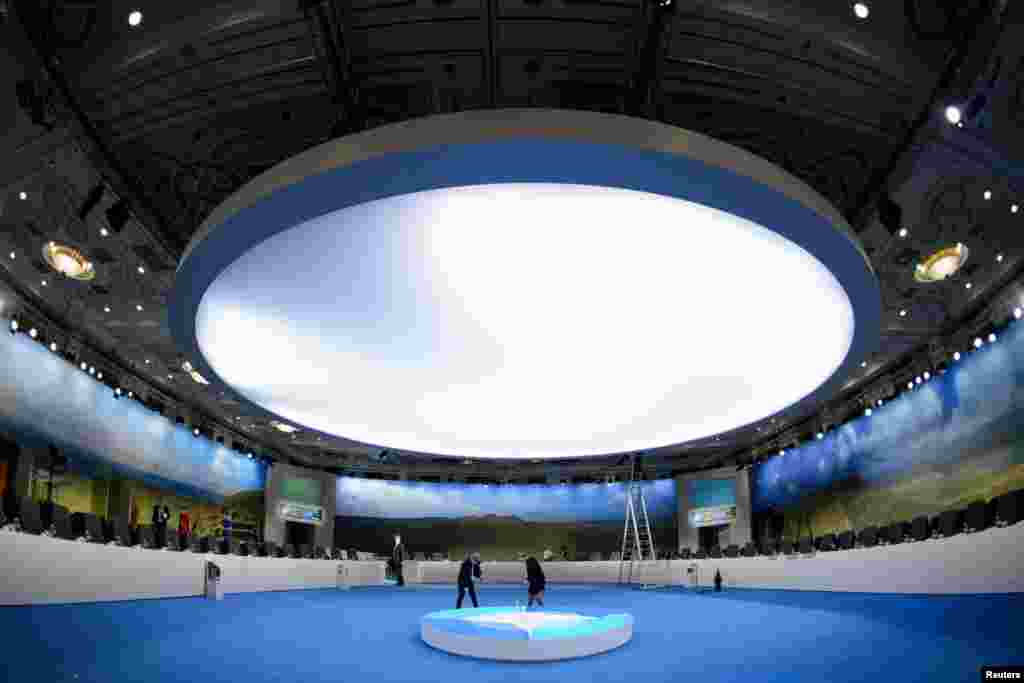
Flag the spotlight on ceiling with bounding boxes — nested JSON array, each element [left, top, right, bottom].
[[49, 341, 57, 352], [100, 228, 109, 238], [1014, 307, 1022, 320], [865, 408, 872, 417], [924, 371, 931, 381], [113, 387, 122, 399], [816, 432, 824, 440], [18, 191, 27, 201], [128, 10, 143, 27], [915, 376, 922, 384], [9, 319, 18, 334], [997, 253, 1004, 263], [974, 337, 983, 349], [860, 360, 867, 367], [28, 327, 37, 339], [135, 304, 143, 312], [88, 366, 95, 375], [984, 190, 992, 201], [97, 372, 103, 380], [137, 265, 145, 275], [1012, 204, 1019, 214], [193, 427, 200, 438], [899, 309, 907, 317], [8, 252, 14, 260], [80, 362, 87, 371], [965, 282, 973, 290], [944, 105, 962, 125], [853, 2, 869, 19], [953, 351, 961, 362], [778, 450, 785, 456], [876, 399, 883, 407], [898, 228, 908, 238], [988, 332, 997, 343]]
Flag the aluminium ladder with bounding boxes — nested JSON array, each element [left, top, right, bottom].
[[617, 457, 660, 588]]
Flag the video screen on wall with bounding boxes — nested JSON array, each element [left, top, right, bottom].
[[281, 477, 322, 506], [687, 478, 737, 528]]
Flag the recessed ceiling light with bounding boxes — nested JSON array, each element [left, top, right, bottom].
[[28, 328, 37, 338], [80, 362, 87, 371], [98, 372, 103, 380], [989, 332, 997, 343], [965, 282, 973, 290], [924, 371, 931, 380], [1015, 308, 1022, 320], [984, 190, 992, 200], [997, 253, 1004, 263], [864, 408, 872, 416], [860, 361, 867, 367], [944, 105, 962, 125], [8, 252, 14, 259], [49, 341, 57, 352], [137, 265, 145, 274], [18, 191, 27, 201], [853, 2, 869, 19], [876, 399, 883, 407], [100, 228, 109, 237], [899, 309, 907, 317], [898, 227, 908, 238], [974, 337, 983, 348], [103, 306, 111, 313], [1012, 204, 1019, 214], [145, 358, 150, 364], [136, 304, 143, 311], [907, 381, 914, 389], [953, 352, 961, 361], [128, 10, 143, 27], [41, 280, 47, 286]]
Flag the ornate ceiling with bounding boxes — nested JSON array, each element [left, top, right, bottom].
[[1, 0, 1023, 481]]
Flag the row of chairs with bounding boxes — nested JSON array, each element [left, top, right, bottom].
[[680, 489, 1024, 559]]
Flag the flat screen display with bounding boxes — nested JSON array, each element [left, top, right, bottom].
[[282, 477, 322, 506]]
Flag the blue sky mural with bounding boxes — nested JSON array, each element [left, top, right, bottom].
[[753, 316, 1024, 512], [0, 331, 265, 501], [335, 476, 676, 523]]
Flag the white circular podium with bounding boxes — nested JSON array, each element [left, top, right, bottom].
[[420, 607, 633, 662]]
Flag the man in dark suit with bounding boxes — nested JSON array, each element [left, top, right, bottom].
[[392, 534, 405, 587], [456, 552, 482, 608]]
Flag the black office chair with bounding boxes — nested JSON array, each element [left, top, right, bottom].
[[84, 513, 106, 543], [837, 530, 855, 550], [740, 542, 757, 557], [709, 546, 723, 558], [139, 525, 156, 549], [693, 549, 707, 559], [19, 498, 44, 535], [996, 489, 1024, 526], [779, 540, 794, 555], [283, 543, 297, 558], [51, 505, 74, 540], [723, 544, 739, 558], [910, 516, 930, 542], [230, 538, 245, 556], [857, 526, 878, 547], [760, 538, 778, 556], [798, 537, 813, 554], [679, 547, 692, 559], [818, 534, 836, 551], [964, 500, 992, 533]]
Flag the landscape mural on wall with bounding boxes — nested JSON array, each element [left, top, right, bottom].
[[334, 476, 677, 559], [0, 331, 266, 531], [752, 317, 1024, 538]]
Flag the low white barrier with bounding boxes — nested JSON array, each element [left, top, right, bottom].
[[0, 532, 386, 606], [2, 522, 1021, 605]]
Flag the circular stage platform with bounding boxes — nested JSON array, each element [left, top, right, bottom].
[[420, 607, 633, 661]]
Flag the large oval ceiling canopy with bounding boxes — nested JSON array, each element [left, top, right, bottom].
[[169, 110, 880, 460]]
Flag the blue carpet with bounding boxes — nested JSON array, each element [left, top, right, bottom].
[[2, 586, 1020, 683]]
